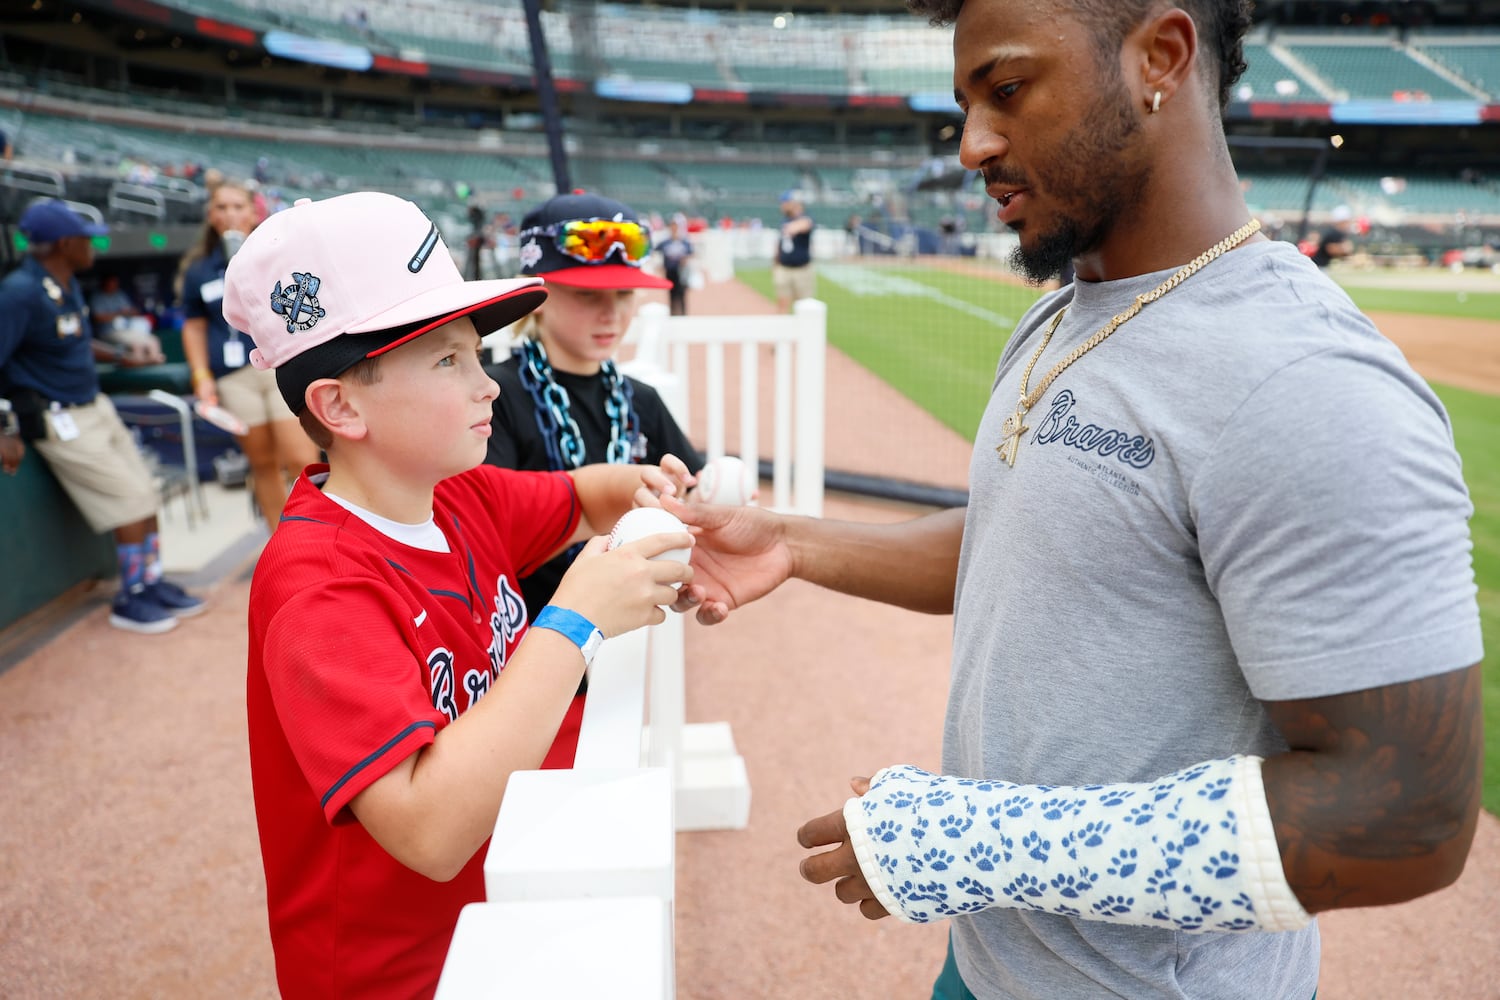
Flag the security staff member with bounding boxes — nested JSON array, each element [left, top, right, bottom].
[[0, 199, 203, 633]]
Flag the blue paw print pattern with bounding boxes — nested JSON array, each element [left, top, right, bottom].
[[1076, 820, 1111, 848], [939, 812, 974, 839], [886, 789, 918, 811], [1050, 870, 1098, 898], [1179, 819, 1211, 848], [968, 841, 1001, 871], [852, 757, 1271, 934], [956, 875, 996, 903], [1199, 777, 1233, 801], [1002, 794, 1032, 818], [1003, 873, 1048, 904], [1039, 796, 1077, 821], [1203, 851, 1239, 879], [1022, 830, 1051, 862]]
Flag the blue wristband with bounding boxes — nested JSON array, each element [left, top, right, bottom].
[[531, 606, 605, 665]]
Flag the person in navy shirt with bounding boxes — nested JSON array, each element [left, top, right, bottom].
[[0, 200, 204, 633], [657, 217, 695, 316], [177, 180, 317, 524]]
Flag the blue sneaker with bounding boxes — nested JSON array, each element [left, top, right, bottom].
[[109, 588, 179, 635], [145, 579, 206, 619]]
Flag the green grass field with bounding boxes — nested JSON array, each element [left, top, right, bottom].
[[1340, 286, 1500, 321], [739, 261, 1500, 814]]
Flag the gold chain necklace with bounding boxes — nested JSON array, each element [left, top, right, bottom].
[[995, 219, 1261, 466]]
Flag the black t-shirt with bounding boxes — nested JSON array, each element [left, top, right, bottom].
[[485, 354, 704, 619]]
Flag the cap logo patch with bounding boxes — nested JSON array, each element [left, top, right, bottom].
[[270, 272, 327, 334], [408, 222, 440, 273], [519, 238, 542, 270]]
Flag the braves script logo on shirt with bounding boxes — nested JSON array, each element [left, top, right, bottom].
[[429, 647, 459, 721], [487, 576, 527, 679], [425, 577, 526, 723], [1031, 389, 1155, 469]]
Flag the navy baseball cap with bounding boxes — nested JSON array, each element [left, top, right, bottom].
[[19, 200, 109, 242], [517, 193, 671, 290]]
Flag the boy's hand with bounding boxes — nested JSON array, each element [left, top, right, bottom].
[[634, 453, 695, 508], [551, 532, 694, 638]]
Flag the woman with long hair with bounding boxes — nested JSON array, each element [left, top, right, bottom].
[[177, 181, 317, 524]]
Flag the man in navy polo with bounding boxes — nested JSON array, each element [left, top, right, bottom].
[[0, 199, 203, 633], [773, 190, 816, 313]]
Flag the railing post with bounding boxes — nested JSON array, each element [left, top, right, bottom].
[[792, 298, 825, 518]]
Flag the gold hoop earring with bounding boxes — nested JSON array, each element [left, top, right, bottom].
[[1151, 91, 1162, 114]]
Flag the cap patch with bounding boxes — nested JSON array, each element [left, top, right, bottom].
[[519, 239, 543, 270], [270, 272, 327, 334]]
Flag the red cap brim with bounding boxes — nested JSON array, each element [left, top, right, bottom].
[[539, 265, 674, 291]]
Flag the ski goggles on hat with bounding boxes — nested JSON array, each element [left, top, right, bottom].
[[524, 218, 653, 265]]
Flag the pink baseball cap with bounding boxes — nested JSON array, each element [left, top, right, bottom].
[[223, 192, 547, 407]]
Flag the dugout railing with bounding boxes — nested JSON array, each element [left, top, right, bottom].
[[436, 299, 828, 998]]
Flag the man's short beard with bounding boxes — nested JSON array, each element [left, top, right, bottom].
[[1004, 72, 1148, 285], [1010, 216, 1088, 285]]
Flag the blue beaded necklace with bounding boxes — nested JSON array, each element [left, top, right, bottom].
[[516, 337, 639, 471]]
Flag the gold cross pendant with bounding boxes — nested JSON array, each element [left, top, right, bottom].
[[996, 404, 1029, 467]]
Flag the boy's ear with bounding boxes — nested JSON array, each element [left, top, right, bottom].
[[304, 378, 369, 442]]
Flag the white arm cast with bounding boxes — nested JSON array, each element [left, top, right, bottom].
[[844, 755, 1310, 933]]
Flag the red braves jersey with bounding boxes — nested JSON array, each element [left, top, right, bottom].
[[248, 463, 581, 1000]]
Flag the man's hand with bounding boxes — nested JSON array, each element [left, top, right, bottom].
[[798, 776, 889, 921], [0, 433, 24, 475], [661, 495, 794, 625]]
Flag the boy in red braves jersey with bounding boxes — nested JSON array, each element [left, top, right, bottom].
[[223, 192, 695, 1000]]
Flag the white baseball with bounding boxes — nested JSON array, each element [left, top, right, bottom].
[[606, 506, 691, 589], [694, 455, 758, 506]]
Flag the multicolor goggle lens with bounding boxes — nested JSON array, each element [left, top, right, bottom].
[[544, 218, 653, 265]]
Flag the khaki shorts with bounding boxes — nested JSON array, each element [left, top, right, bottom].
[[32, 394, 160, 533], [216, 363, 295, 430], [772, 263, 816, 303]]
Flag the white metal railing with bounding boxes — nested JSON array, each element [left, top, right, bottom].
[[437, 300, 827, 998]]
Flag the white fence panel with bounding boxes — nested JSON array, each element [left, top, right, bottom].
[[442, 297, 828, 996], [624, 297, 826, 518]]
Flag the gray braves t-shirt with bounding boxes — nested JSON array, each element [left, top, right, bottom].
[[946, 240, 1482, 999]]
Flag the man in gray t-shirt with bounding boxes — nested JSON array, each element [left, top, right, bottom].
[[939, 237, 1478, 998], [665, 1, 1484, 997]]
